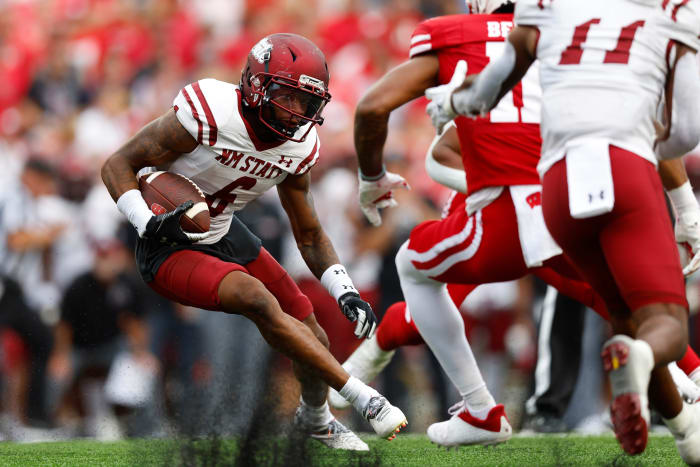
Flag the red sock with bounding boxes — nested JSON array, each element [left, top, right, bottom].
[[677, 346, 700, 376], [375, 302, 424, 351]]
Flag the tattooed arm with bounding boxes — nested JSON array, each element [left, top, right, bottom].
[[101, 108, 198, 202], [355, 54, 439, 177], [101, 108, 208, 242], [277, 171, 340, 278], [278, 171, 378, 338]]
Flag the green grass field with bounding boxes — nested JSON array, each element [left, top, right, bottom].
[[0, 433, 684, 467]]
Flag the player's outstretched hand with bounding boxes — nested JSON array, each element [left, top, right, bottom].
[[425, 60, 468, 133], [358, 170, 410, 227], [338, 292, 378, 339], [677, 207, 700, 276], [143, 200, 210, 245]]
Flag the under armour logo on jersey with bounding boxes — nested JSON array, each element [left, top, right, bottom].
[[278, 156, 294, 168], [334, 269, 346, 275]]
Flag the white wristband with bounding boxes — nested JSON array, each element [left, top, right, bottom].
[[667, 181, 699, 217], [116, 189, 154, 238], [320, 264, 357, 301]]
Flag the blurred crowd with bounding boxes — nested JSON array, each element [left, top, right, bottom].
[[0, 0, 698, 442]]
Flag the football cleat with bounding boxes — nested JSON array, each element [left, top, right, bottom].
[[427, 401, 512, 447], [328, 335, 396, 410], [362, 396, 407, 440], [667, 403, 700, 466], [669, 362, 700, 404], [601, 335, 653, 456], [293, 407, 369, 451]]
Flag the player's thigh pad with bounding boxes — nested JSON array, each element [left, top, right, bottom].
[[245, 248, 313, 322], [150, 250, 248, 311], [404, 190, 528, 284]]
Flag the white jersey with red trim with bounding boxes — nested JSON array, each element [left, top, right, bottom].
[[515, 0, 677, 175], [169, 78, 320, 244]]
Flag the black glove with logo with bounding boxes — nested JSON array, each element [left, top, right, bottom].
[[338, 292, 378, 339], [143, 200, 209, 245]]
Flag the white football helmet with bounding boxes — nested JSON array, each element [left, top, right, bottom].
[[466, 0, 513, 13]]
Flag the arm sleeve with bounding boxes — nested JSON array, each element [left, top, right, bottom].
[[656, 50, 700, 160]]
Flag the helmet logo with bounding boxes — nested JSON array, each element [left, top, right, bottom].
[[299, 74, 326, 93], [251, 37, 273, 64]]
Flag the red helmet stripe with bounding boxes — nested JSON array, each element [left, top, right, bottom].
[[192, 81, 218, 146], [181, 87, 203, 145], [294, 137, 319, 174]]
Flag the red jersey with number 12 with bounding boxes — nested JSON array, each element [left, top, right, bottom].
[[410, 14, 542, 195]]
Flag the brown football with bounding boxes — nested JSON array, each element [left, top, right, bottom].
[[138, 171, 210, 234]]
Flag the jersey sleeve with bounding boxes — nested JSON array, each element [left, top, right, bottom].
[[172, 79, 236, 147], [409, 15, 466, 58], [659, 0, 700, 51], [514, 0, 553, 27]]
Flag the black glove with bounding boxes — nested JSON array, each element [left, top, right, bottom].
[[338, 292, 377, 339], [143, 200, 209, 245]]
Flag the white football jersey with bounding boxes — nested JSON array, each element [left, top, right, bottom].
[[515, 0, 695, 175], [660, 0, 700, 51], [168, 79, 320, 243]]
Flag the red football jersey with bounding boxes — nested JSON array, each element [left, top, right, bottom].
[[410, 15, 542, 195]]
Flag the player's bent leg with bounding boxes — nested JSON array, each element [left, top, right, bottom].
[[292, 314, 369, 451], [396, 242, 510, 446], [217, 271, 407, 440], [328, 302, 408, 410], [330, 283, 479, 410]]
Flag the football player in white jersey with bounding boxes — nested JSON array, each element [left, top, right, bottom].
[[425, 0, 700, 462], [101, 33, 407, 450]]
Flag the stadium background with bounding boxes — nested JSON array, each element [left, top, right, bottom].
[[0, 0, 697, 447]]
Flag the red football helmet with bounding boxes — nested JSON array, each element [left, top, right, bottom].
[[240, 33, 331, 143]]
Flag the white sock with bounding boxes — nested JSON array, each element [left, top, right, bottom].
[[339, 376, 380, 413], [396, 243, 495, 411], [663, 402, 693, 437], [464, 385, 497, 420], [689, 367, 700, 387], [299, 397, 334, 427]]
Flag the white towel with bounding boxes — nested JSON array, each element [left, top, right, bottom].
[[565, 139, 615, 219], [510, 185, 562, 267]]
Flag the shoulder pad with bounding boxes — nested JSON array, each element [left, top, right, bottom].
[[172, 79, 237, 147]]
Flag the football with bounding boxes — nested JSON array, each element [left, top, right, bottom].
[[138, 171, 210, 234]]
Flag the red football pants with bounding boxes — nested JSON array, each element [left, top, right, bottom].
[[149, 247, 313, 321], [404, 189, 606, 317], [541, 147, 687, 312]]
